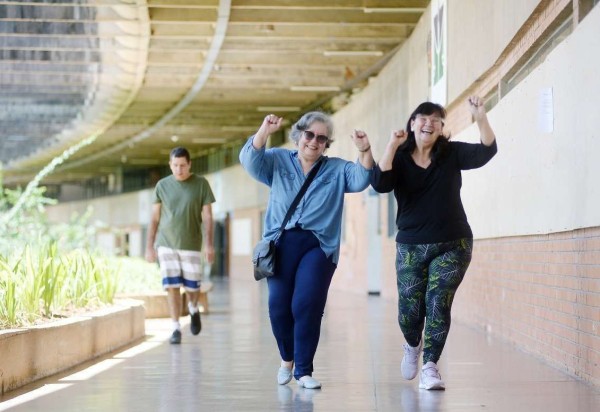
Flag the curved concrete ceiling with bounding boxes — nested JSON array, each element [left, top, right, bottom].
[[0, 0, 427, 185]]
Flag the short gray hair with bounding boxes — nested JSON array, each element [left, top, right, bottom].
[[289, 111, 335, 148]]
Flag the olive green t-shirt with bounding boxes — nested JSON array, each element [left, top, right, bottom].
[[153, 174, 215, 252]]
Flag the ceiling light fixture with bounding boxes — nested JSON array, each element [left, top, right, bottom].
[[192, 137, 229, 144], [323, 50, 383, 57], [290, 86, 341, 92], [220, 126, 257, 132], [363, 7, 425, 13], [257, 106, 301, 112]]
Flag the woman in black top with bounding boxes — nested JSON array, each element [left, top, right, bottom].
[[370, 96, 497, 390]]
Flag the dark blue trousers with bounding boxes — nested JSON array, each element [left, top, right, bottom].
[[267, 228, 336, 379]]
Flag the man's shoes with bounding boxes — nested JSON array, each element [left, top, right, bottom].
[[190, 311, 201, 335], [297, 376, 321, 389], [419, 361, 445, 390], [277, 366, 293, 385], [401, 339, 423, 380], [169, 329, 182, 344]]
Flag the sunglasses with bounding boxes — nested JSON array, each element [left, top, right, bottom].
[[303, 130, 329, 144]]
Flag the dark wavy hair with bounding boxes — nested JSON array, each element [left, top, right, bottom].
[[399, 102, 451, 163]]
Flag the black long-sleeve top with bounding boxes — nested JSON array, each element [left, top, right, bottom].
[[371, 140, 497, 244]]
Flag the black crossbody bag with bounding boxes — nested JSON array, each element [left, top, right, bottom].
[[252, 160, 323, 281]]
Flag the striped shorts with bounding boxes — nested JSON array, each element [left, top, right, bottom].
[[157, 246, 202, 291]]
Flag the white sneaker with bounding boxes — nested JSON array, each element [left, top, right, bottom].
[[401, 340, 423, 380], [419, 361, 445, 390], [277, 366, 293, 385], [297, 375, 321, 389]]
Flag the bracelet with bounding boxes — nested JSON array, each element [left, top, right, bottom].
[[358, 145, 371, 153]]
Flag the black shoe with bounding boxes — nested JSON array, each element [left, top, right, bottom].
[[190, 311, 201, 335], [170, 329, 182, 344]]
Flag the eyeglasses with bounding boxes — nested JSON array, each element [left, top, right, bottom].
[[303, 130, 329, 144], [415, 115, 444, 125]]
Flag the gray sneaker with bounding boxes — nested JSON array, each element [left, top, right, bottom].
[[277, 366, 293, 385], [419, 361, 445, 390], [401, 340, 423, 380], [169, 329, 182, 344], [297, 376, 321, 389]]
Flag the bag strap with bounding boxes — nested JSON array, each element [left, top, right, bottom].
[[275, 159, 323, 237]]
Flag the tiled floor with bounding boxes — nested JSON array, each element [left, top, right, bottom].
[[2, 277, 599, 411]]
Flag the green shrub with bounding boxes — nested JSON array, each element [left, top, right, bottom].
[[0, 245, 120, 328], [0, 155, 162, 329]]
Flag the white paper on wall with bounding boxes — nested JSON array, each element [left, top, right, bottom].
[[538, 87, 554, 133]]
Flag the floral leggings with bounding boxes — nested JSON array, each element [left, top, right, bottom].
[[396, 238, 473, 364]]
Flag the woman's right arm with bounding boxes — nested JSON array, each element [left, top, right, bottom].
[[252, 114, 283, 149], [378, 130, 406, 171], [239, 114, 284, 185], [371, 130, 407, 193]]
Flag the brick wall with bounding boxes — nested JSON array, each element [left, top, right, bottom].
[[453, 227, 600, 387]]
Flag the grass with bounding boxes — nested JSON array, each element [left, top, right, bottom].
[[0, 148, 164, 330], [0, 250, 168, 329]]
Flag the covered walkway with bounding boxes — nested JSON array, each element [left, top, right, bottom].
[[1, 277, 599, 412]]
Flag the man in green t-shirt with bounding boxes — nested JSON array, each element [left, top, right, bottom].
[[145, 147, 215, 344]]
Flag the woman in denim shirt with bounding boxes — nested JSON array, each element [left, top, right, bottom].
[[239, 111, 373, 389]]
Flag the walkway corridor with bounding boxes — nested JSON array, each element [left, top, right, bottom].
[[1, 277, 599, 411]]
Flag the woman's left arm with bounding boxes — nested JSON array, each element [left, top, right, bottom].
[[351, 129, 374, 169], [457, 96, 498, 169], [468, 95, 496, 146]]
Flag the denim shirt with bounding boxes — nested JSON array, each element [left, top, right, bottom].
[[239, 136, 371, 264]]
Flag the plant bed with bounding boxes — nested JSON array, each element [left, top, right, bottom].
[[119, 281, 214, 318], [0, 298, 145, 395]]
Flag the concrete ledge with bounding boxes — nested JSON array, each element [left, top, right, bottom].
[[0, 298, 145, 395], [121, 281, 213, 318]]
